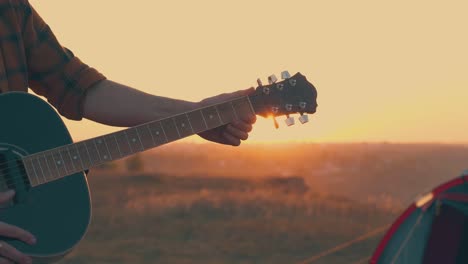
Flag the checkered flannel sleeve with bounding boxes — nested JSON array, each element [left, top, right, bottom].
[[21, 2, 106, 120]]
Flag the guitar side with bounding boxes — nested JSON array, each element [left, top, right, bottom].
[[0, 92, 92, 263]]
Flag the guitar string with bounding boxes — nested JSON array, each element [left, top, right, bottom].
[[0, 90, 308, 185]]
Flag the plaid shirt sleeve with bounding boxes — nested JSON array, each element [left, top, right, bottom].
[[21, 2, 106, 120]]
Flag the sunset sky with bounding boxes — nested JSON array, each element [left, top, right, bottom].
[[29, 0, 468, 144]]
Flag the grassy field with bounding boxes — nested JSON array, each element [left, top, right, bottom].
[[57, 173, 392, 264], [57, 143, 468, 263]]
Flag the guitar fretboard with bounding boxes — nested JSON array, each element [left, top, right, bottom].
[[23, 96, 254, 187]]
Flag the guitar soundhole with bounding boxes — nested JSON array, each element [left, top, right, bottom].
[[0, 146, 31, 205]]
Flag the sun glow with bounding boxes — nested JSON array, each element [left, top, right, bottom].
[[30, 0, 468, 144]]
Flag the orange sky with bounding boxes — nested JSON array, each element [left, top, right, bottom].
[[30, 0, 468, 144]]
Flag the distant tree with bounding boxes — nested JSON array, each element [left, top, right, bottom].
[[126, 154, 144, 172]]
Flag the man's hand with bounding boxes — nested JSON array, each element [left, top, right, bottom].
[[198, 88, 256, 146], [0, 190, 35, 264]]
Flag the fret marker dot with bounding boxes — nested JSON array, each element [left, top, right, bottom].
[[209, 115, 213, 119], [97, 139, 102, 144], [132, 138, 136, 142], [57, 160, 61, 165], [104, 155, 108, 159], [156, 131, 160, 135], [73, 156, 77, 160], [181, 123, 185, 127]]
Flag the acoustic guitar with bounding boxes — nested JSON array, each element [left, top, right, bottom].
[[0, 71, 317, 263]]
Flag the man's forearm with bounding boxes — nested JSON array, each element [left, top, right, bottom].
[[82, 80, 198, 127]]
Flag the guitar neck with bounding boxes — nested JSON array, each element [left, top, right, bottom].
[[23, 96, 255, 187]]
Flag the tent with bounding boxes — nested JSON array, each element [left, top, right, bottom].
[[370, 171, 468, 264]]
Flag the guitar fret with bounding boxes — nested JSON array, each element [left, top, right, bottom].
[[42, 154, 55, 179], [31, 157, 46, 183], [57, 150, 71, 174], [47, 152, 60, 179], [37, 154, 53, 182], [147, 121, 167, 145], [93, 139, 103, 162], [103, 137, 113, 160], [136, 125, 155, 149], [67, 145, 82, 172], [125, 128, 144, 153], [200, 110, 209, 129], [173, 118, 181, 138], [186, 113, 195, 133], [113, 135, 123, 157], [124, 131, 134, 153], [161, 123, 168, 142], [246, 96, 256, 114], [186, 110, 207, 133], [214, 105, 223, 123], [160, 119, 180, 142], [230, 101, 239, 120], [81, 142, 92, 168], [217, 102, 237, 123], [232, 97, 255, 118], [72, 145, 84, 170], [135, 127, 145, 150], [34, 157, 44, 178], [172, 114, 193, 138], [201, 106, 223, 129], [24, 158, 40, 185], [84, 140, 100, 167], [65, 147, 77, 171], [103, 135, 121, 160], [146, 125, 157, 146], [96, 137, 112, 161], [62, 148, 75, 174]]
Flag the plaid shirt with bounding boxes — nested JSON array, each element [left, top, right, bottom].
[[0, 0, 106, 120]]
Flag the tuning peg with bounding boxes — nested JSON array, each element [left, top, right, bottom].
[[281, 71, 291, 79], [289, 78, 297, 86], [285, 115, 295, 126], [298, 114, 309, 124], [273, 116, 279, 129], [268, 74, 278, 84], [271, 106, 279, 114], [257, 78, 263, 87], [299, 102, 307, 110]]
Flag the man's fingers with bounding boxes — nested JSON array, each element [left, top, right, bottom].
[[222, 131, 241, 146], [0, 223, 35, 245], [231, 120, 253, 133], [240, 114, 256, 125], [0, 191, 15, 205], [0, 242, 32, 264], [226, 125, 249, 141]]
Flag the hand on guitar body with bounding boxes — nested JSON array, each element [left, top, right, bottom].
[[0, 191, 35, 264]]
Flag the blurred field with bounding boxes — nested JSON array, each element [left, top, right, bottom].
[[58, 143, 468, 263]]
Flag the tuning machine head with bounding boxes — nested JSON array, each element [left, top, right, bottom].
[[285, 115, 295, 126], [268, 74, 278, 84], [281, 71, 291, 79], [298, 114, 309, 124], [257, 78, 263, 87]]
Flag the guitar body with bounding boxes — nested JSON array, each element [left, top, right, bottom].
[[0, 92, 91, 263]]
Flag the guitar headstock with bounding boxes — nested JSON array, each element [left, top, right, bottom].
[[249, 71, 318, 128]]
